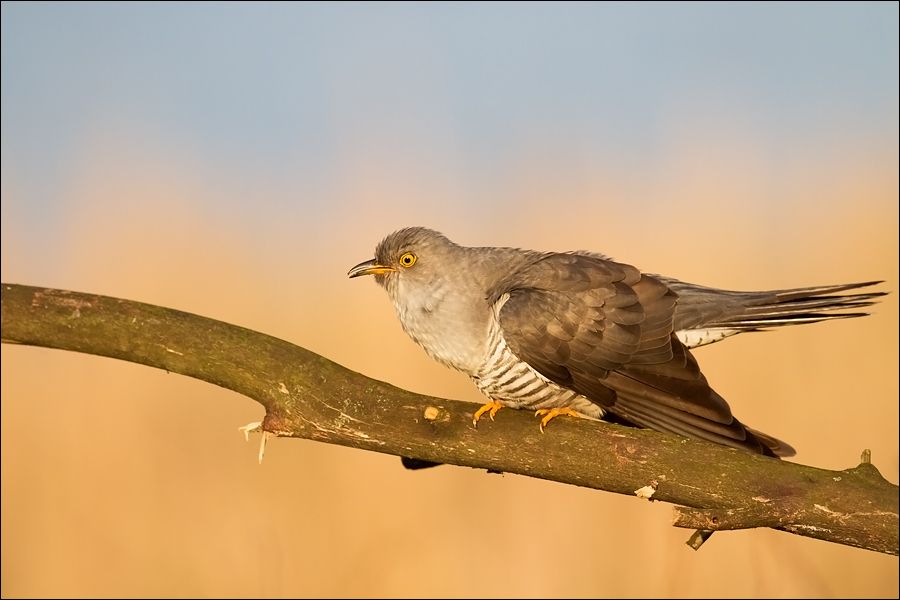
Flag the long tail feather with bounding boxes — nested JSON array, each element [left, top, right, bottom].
[[710, 281, 886, 330], [664, 279, 887, 347]]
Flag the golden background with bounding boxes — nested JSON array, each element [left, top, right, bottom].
[[2, 3, 898, 597]]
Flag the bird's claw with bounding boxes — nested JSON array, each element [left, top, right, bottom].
[[472, 400, 504, 427], [534, 407, 581, 432]]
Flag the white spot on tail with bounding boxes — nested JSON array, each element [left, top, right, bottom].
[[676, 327, 740, 348]]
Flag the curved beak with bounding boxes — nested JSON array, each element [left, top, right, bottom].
[[348, 258, 396, 278]]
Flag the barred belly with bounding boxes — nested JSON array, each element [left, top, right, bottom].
[[471, 322, 604, 419]]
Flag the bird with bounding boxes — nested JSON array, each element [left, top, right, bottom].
[[348, 227, 884, 457]]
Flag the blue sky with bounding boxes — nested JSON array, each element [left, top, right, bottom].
[[3, 2, 897, 223]]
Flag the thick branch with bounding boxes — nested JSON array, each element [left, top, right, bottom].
[[2, 284, 897, 555]]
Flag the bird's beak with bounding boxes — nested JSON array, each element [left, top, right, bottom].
[[348, 259, 396, 278]]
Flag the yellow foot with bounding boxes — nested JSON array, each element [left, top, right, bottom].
[[472, 400, 504, 427], [534, 407, 581, 433]]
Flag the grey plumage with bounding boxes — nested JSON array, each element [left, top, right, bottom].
[[349, 227, 885, 458]]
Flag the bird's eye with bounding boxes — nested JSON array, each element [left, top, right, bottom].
[[399, 252, 417, 268]]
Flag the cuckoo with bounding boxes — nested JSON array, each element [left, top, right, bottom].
[[348, 227, 883, 457]]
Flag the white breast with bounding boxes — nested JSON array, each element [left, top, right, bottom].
[[388, 277, 487, 374]]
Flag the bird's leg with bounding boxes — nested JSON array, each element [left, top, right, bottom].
[[534, 407, 582, 432], [472, 400, 504, 427]]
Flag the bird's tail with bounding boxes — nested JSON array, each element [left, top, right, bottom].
[[663, 279, 886, 347]]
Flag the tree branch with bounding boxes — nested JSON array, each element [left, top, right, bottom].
[[2, 283, 897, 555]]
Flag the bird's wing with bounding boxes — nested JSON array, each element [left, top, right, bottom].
[[493, 253, 790, 456]]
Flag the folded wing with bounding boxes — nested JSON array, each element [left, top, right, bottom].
[[494, 253, 793, 457]]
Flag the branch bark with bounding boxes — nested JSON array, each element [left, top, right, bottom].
[[2, 283, 897, 556]]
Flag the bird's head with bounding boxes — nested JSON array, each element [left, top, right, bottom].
[[347, 227, 459, 292]]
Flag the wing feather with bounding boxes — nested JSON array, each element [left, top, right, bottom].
[[496, 252, 791, 456]]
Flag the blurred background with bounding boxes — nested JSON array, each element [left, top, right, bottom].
[[2, 2, 897, 597]]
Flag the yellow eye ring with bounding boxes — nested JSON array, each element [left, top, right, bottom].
[[399, 252, 417, 268]]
